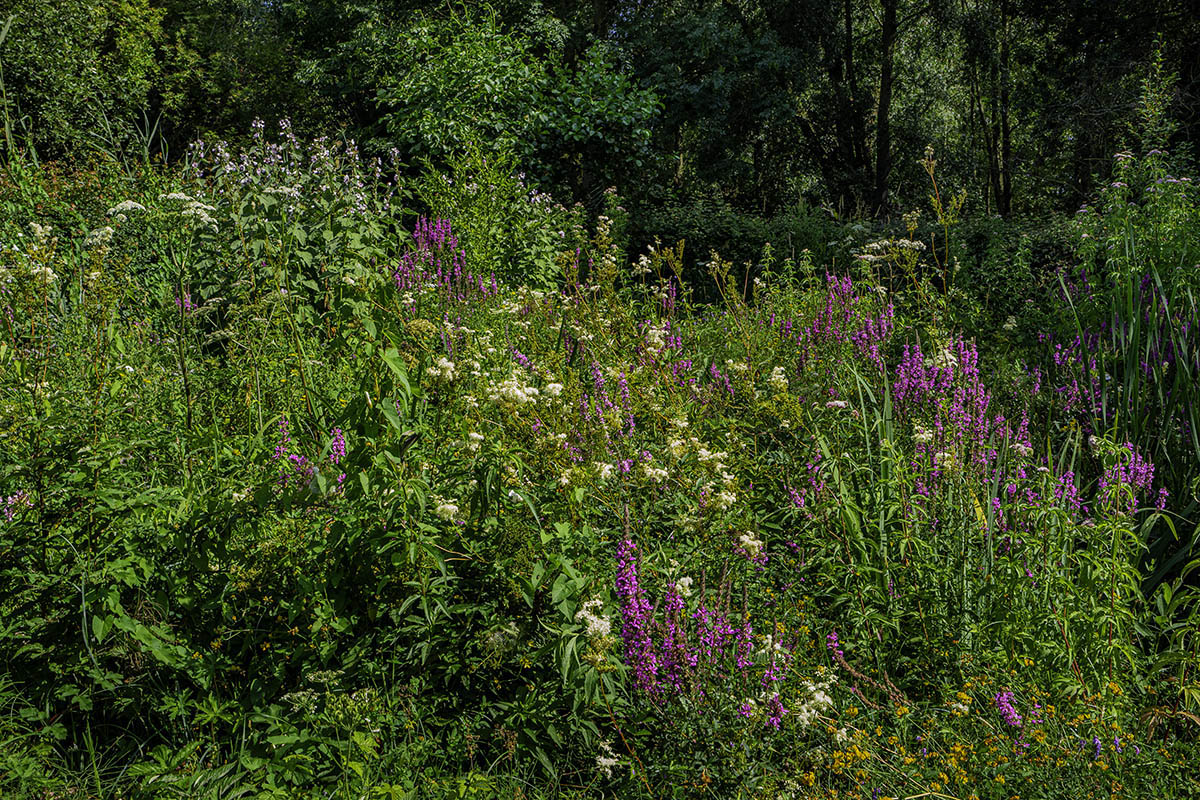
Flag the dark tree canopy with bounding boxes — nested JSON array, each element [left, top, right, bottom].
[[2, 0, 1198, 225]]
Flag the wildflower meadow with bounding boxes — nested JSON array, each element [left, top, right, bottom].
[[2, 4, 1200, 799]]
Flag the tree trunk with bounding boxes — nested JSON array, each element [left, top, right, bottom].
[[845, 0, 868, 170], [873, 0, 898, 216], [998, 0, 1013, 215]]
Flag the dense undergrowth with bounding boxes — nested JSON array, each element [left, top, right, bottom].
[[2, 123, 1200, 799]]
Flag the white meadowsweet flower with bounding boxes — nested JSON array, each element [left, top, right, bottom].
[[759, 633, 783, 653], [737, 531, 764, 559], [768, 365, 789, 393], [644, 324, 667, 350], [674, 576, 693, 597], [107, 200, 146, 219], [433, 501, 459, 521], [574, 598, 611, 637], [643, 464, 668, 483], [595, 462, 614, 481], [792, 676, 838, 728], [543, 382, 564, 397], [28, 222, 53, 243], [428, 357, 457, 382], [84, 226, 114, 248], [913, 425, 934, 444]]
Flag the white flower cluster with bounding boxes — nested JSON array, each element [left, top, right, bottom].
[[676, 442, 735, 510], [574, 598, 611, 637], [913, 425, 933, 444], [1011, 441, 1033, 458], [431, 496, 460, 522], [594, 462, 614, 481], [488, 372, 541, 409], [181, 200, 219, 230], [674, 576, 693, 597], [596, 739, 620, 778], [543, 382, 564, 397], [737, 531, 764, 560], [711, 489, 737, 510], [84, 226, 114, 249], [759, 633, 784, 655], [642, 462, 668, 483], [107, 199, 146, 222], [160, 192, 218, 230], [933, 450, 958, 470], [856, 238, 925, 263], [768, 365, 789, 394], [427, 357, 457, 382], [28, 222, 54, 244], [932, 346, 958, 370], [263, 185, 301, 199], [644, 323, 668, 351], [793, 673, 838, 728]]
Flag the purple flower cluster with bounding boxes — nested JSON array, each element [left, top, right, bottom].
[[895, 337, 1010, 497], [766, 274, 895, 373], [392, 217, 498, 306], [1099, 442, 1160, 515], [615, 538, 660, 692], [329, 427, 346, 464], [615, 537, 792, 726], [273, 417, 315, 488], [994, 690, 1022, 727], [3, 490, 31, 522]]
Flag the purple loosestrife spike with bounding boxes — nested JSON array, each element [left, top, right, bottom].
[[615, 538, 660, 693], [330, 428, 346, 464], [994, 690, 1022, 727]]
